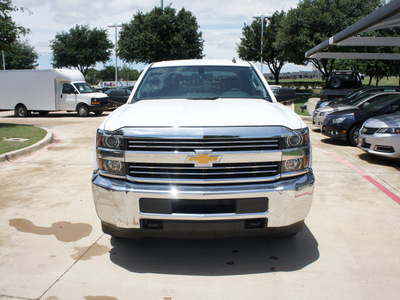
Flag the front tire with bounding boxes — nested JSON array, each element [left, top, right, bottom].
[[14, 104, 30, 117], [77, 104, 90, 117], [349, 125, 361, 146]]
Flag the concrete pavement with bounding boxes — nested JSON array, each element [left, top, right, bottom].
[[0, 110, 399, 300]]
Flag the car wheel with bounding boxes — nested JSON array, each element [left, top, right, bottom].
[[329, 77, 342, 89], [77, 104, 90, 117], [349, 125, 361, 146], [14, 104, 30, 117]]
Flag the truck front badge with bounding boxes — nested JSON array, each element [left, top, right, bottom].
[[186, 150, 222, 167]]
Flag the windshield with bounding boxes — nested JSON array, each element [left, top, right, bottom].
[[73, 82, 95, 94], [348, 93, 375, 106], [345, 88, 364, 100], [133, 65, 271, 101], [361, 94, 400, 111]]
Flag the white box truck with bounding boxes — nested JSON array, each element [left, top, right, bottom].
[[0, 69, 109, 117]]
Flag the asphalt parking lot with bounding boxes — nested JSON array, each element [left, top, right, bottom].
[[0, 110, 399, 300]]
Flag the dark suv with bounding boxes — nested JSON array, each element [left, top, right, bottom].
[[105, 87, 132, 107], [325, 71, 363, 89]]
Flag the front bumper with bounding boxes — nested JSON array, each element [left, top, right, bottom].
[[321, 124, 348, 141], [92, 170, 315, 238], [358, 132, 400, 159], [88, 104, 108, 112]]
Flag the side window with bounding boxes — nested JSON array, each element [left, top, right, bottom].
[[63, 83, 75, 94]]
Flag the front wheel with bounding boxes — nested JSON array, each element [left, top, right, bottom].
[[349, 126, 361, 146], [77, 104, 90, 117], [14, 104, 30, 117]]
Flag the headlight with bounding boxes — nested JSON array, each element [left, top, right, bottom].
[[282, 156, 310, 173], [97, 158, 125, 175], [377, 128, 400, 134], [96, 130, 125, 176], [285, 128, 309, 148], [332, 117, 347, 124], [97, 130, 122, 149]]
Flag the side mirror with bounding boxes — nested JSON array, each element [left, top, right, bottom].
[[273, 87, 295, 103]]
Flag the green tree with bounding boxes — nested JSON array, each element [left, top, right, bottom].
[[0, 0, 28, 51], [119, 64, 140, 81], [276, 0, 383, 77], [0, 39, 38, 69], [118, 6, 204, 64], [238, 11, 286, 84], [50, 25, 113, 76]]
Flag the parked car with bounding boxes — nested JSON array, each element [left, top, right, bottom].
[[105, 87, 132, 107], [314, 86, 400, 110], [270, 86, 295, 102], [358, 112, 400, 160], [321, 94, 400, 146], [313, 92, 400, 127]]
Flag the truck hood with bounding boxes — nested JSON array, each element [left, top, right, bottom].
[[88, 92, 108, 98], [102, 98, 304, 131]]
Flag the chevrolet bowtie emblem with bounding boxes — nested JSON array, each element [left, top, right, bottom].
[[186, 150, 222, 167]]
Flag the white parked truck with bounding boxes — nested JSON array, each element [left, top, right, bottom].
[[0, 69, 109, 117], [92, 60, 315, 238]]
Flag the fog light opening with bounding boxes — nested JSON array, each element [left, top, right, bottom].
[[245, 218, 266, 229], [142, 219, 163, 230]]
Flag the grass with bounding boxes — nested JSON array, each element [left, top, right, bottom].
[[362, 76, 399, 86], [0, 124, 47, 155], [294, 94, 311, 116]]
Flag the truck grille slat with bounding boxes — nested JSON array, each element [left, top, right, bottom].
[[128, 162, 280, 180], [126, 138, 280, 152]]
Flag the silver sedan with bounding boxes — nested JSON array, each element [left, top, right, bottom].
[[358, 112, 400, 159]]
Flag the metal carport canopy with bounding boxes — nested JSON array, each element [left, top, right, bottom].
[[305, 0, 400, 60]]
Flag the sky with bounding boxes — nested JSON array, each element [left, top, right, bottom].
[[10, 0, 313, 73]]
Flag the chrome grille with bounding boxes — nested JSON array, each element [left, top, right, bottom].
[[126, 137, 280, 152], [128, 162, 280, 182]]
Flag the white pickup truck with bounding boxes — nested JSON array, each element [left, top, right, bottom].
[[92, 60, 314, 238]]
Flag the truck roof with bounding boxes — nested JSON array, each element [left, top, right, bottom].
[[150, 59, 252, 68]]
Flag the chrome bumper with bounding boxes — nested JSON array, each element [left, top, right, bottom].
[[92, 170, 315, 234]]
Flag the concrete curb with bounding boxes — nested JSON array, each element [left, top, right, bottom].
[[0, 127, 54, 164]]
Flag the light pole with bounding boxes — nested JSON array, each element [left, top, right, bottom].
[[2, 50, 5, 70], [253, 14, 272, 74], [108, 23, 122, 87]]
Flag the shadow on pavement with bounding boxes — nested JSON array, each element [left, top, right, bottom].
[[358, 153, 400, 170], [108, 225, 319, 276]]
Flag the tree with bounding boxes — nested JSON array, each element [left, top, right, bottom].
[[0, 39, 38, 69], [276, 0, 383, 77], [118, 6, 204, 64], [0, 0, 28, 51], [238, 11, 286, 84], [50, 25, 113, 76]]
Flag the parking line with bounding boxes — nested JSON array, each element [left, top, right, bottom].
[[313, 146, 400, 205]]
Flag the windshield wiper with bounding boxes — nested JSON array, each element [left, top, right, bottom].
[[188, 97, 221, 100]]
